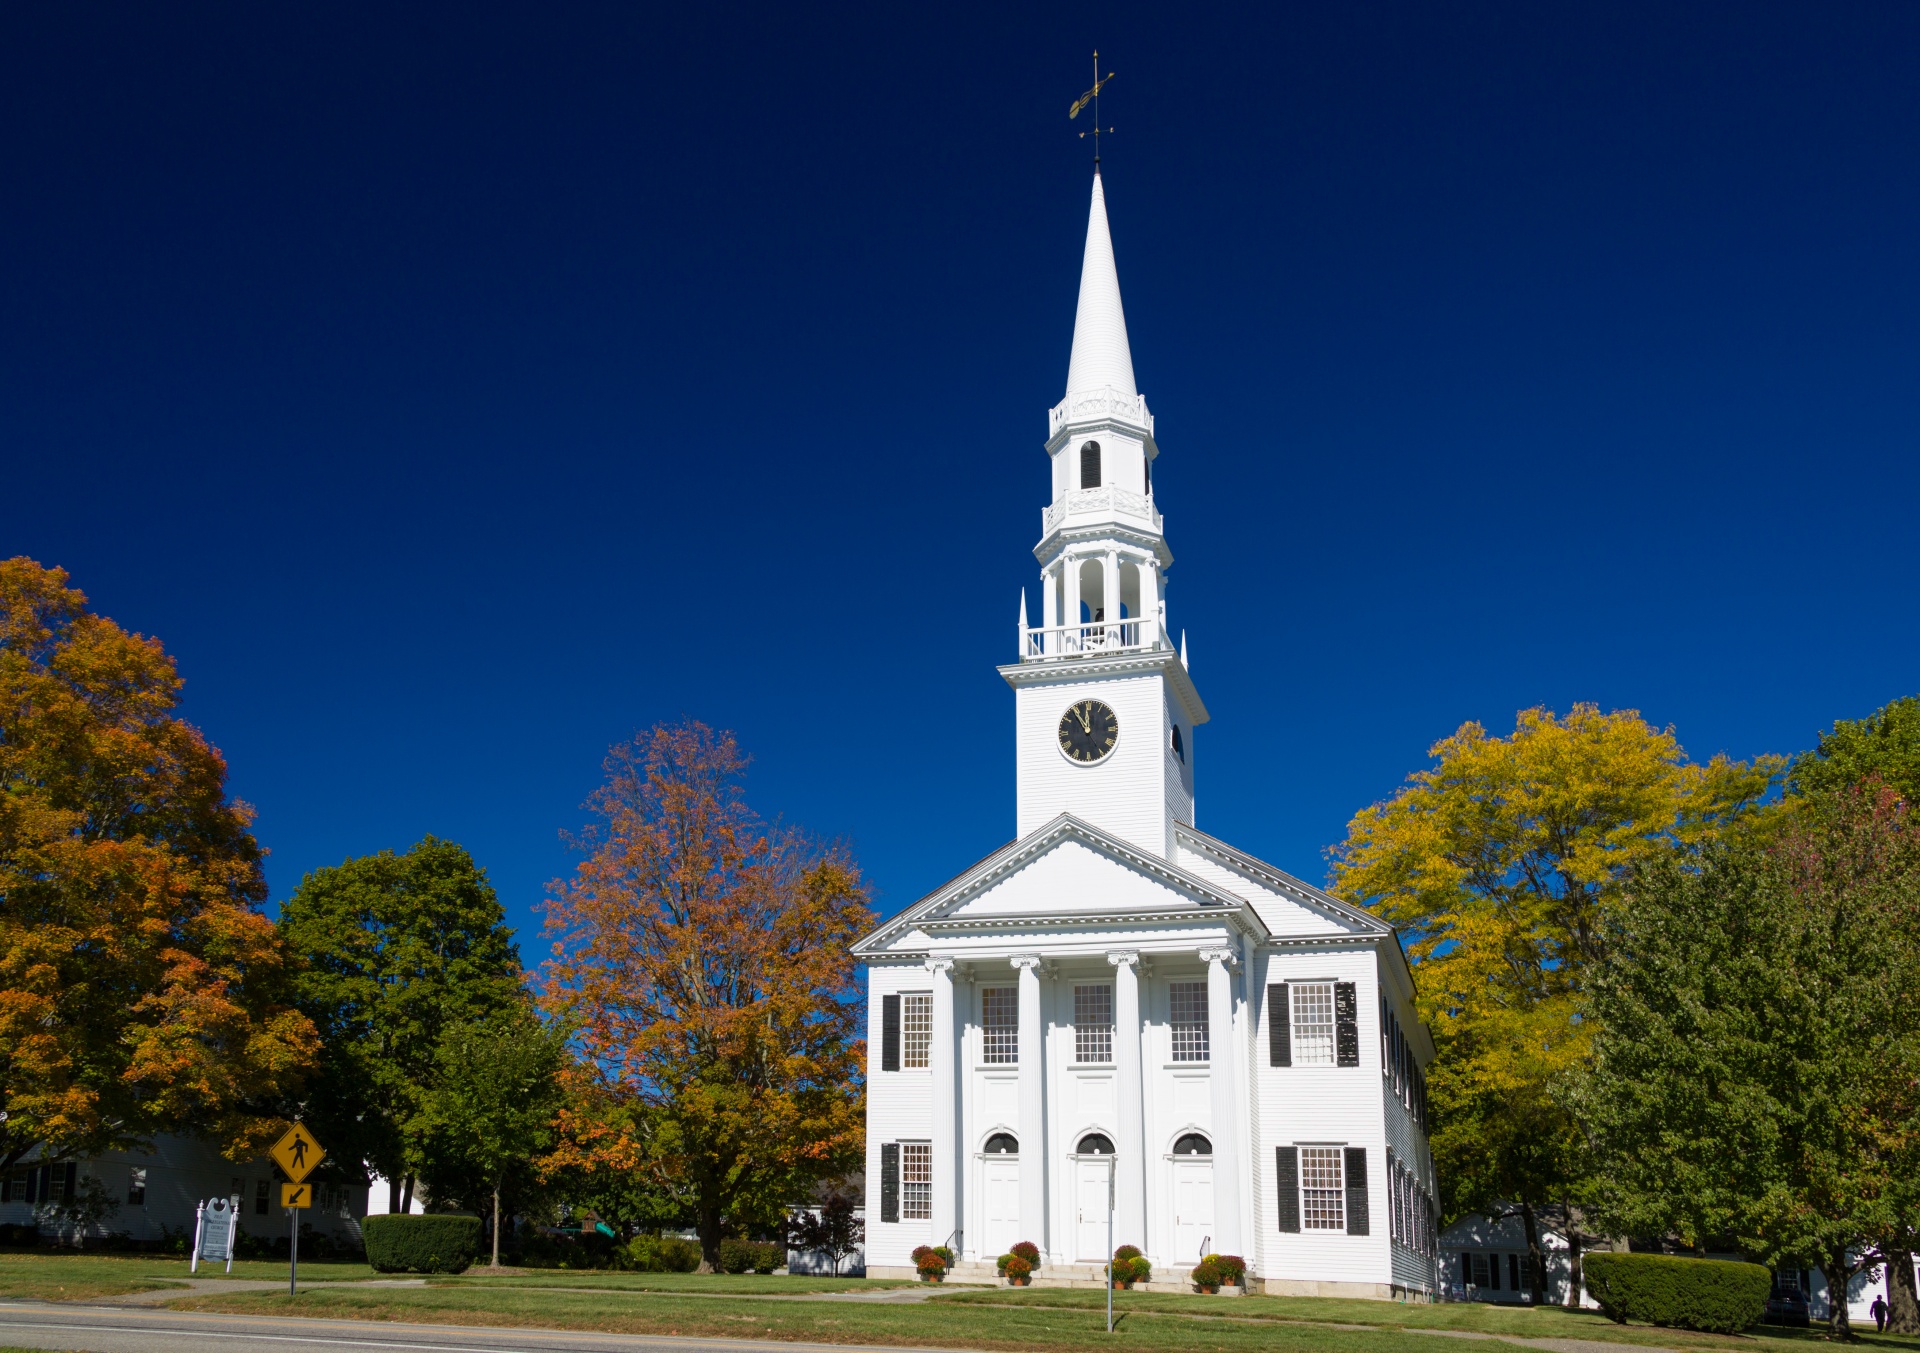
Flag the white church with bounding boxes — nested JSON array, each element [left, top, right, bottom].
[[852, 170, 1442, 1298]]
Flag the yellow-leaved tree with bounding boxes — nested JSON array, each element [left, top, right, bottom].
[[1328, 705, 1781, 1302]]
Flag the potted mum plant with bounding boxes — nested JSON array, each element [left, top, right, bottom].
[[1191, 1258, 1223, 1294], [1203, 1253, 1246, 1293], [1002, 1253, 1033, 1286], [1109, 1245, 1151, 1289], [911, 1245, 952, 1283]]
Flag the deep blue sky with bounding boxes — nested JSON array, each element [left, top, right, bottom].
[[5, 2, 1918, 960]]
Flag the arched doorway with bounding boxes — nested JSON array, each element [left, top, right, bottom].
[[979, 1134, 1020, 1259], [1170, 1134, 1214, 1265], [1074, 1133, 1116, 1261]]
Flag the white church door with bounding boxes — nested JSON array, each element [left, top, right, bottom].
[[1075, 1160, 1112, 1261], [980, 1158, 1021, 1259], [1172, 1160, 1215, 1265]]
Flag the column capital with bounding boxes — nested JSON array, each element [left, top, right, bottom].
[[1198, 946, 1238, 969], [1105, 949, 1140, 969], [925, 956, 956, 973], [1008, 953, 1045, 971]]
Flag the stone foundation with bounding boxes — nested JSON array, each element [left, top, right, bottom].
[[1259, 1278, 1396, 1300]]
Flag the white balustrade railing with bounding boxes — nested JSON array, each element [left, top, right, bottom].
[[1019, 619, 1160, 660], [1041, 484, 1162, 537]]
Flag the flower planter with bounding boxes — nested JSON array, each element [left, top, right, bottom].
[[1194, 1284, 1220, 1295], [1008, 1276, 1030, 1287], [919, 1272, 944, 1283]]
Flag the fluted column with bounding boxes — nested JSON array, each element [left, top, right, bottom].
[[1139, 557, 1161, 648], [1201, 947, 1242, 1257], [1065, 554, 1082, 646], [1011, 954, 1046, 1254], [1108, 951, 1146, 1250], [1103, 549, 1120, 641], [928, 957, 958, 1250], [1041, 563, 1059, 652]]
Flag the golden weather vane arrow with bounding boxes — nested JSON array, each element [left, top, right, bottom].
[[1069, 51, 1115, 165]]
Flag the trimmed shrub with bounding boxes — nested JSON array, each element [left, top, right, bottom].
[[364, 1214, 482, 1274], [517, 1227, 623, 1269], [718, 1238, 783, 1274], [1582, 1252, 1770, 1333], [0, 1223, 40, 1247], [624, 1234, 701, 1273]]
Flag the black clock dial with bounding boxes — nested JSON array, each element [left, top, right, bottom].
[[1058, 699, 1119, 763]]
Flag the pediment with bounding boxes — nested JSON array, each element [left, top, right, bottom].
[[1170, 823, 1390, 940], [851, 814, 1262, 957]]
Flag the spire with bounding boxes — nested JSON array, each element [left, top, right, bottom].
[[1063, 171, 1137, 400]]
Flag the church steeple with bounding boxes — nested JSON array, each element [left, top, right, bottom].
[[1064, 171, 1137, 402]]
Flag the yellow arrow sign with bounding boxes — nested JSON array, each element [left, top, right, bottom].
[[269, 1123, 326, 1184], [281, 1182, 312, 1209]]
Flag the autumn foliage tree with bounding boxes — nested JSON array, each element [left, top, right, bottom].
[[0, 558, 316, 1168], [540, 720, 872, 1269], [1328, 705, 1781, 1301]]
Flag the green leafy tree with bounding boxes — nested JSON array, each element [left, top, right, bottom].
[[418, 1005, 568, 1268], [1577, 787, 1920, 1338], [277, 837, 523, 1211], [1329, 705, 1781, 1302], [1788, 693, 1920, 1332]]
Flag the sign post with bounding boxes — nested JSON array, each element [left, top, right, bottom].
[[269, 1123, 326, 1297], [191, 1196, 239, 1274]]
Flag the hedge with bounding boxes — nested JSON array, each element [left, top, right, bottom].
[[1582, 1252, 1770, 1332], [717, 1238, 783, 1274], [363, 1214, 481, 1274]]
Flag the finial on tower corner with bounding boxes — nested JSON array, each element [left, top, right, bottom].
[[1181, 630, 1189, 670], [1068, 51, 1116, 167]]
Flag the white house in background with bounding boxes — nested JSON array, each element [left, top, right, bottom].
[[851, 169, 1441, 1300], [0, 1136, 367, 1249]]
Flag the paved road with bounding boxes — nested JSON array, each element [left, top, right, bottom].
[[0, 1302, 954, 1353]]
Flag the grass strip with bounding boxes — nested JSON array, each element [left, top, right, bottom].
[[167, 1284, 1509, 1353], [432, 1272, 921, 1294], [0, 1251, 373, 1300]]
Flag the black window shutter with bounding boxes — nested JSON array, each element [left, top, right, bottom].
[[1267, 983, 1291, 1067], [1275, 1147, 1300, 1232], [1343, 1146, 1370, 1235], [1509, 1253, 1521, 1291], [880, 1143, 900, 1223], [1334, 982, 1360, 1067], [1379, 998, 1389, 1072], [0, 1173, 10, 1204], [62, 1162, 75, 1201], [881, 994, 900, 1072]]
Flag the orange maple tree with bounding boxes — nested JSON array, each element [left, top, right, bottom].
[[0, 558, 317, 1169], [540, 720, 871, 1268]]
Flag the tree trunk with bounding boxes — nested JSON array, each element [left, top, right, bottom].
[[399, 1174, 415, 1215], [696, 1205, 722, 1274], [491, 1182, 502, 1269], [1886, 1249, 1920, 1334], [1823, 1252, 1854, 1339], [388, 1175, 402, 1213], [1565, 1228, 1586, 1309], [1519, 1203, 1548, 1306]]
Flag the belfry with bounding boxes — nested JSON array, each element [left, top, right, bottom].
[[851, 170, 1441, 1298]]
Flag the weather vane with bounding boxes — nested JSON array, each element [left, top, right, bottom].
[[1068, 51, 1115, 165]]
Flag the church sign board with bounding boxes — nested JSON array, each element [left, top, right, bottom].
[[190, 1196, 239, 1273]]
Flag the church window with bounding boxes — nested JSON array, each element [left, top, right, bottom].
[[1076, 1133, 1115, 1155], [1170, 725, 1184, 762], [1168, 981, 1208, 1061], [1074, 983, 1113, 1062], [900, 1142, 932, 1219], [1291, 983, 1336, 1066], [1080, 441, 1102, 488], [902, 993, 932, 1069], [1299, 1146, 1345, 1230], [981, 987, 1017, 1064], [984, 1133, 1019, 1155], [1172, 1133, 1211, 1156]]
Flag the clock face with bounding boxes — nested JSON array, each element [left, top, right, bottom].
[[1058, 699, 1119, 764]]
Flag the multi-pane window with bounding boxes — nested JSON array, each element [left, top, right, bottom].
[[900, 1142, 932, 1220], [127, 1167, 147, 1207], [1291, 982, 1336, 1066], [1074, 984, 1113, 1062], [255, 1178, 269, 1215], [1300, 1146, 1345, 1229], [981, 987, 1017, 1064], [902, 993, 932, 1069], [1169, 981, 1208, 1062]]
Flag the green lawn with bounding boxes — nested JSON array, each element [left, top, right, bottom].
[[434, 1271, 922, 1294], [167, 1279, 1920, 1353], [166, 1284, 1492, 1353], [0, 1250, 373, 1300]]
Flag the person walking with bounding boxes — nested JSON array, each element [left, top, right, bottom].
[[1871, 1294, 1888, 1333]]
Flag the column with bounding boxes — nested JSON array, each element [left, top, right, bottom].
[[928, 957, 958, 1251], [1011, 954, 1047, 1257], [1041, 564, 1058, 653], [1064, 555, 1082, 648], [1200, 948, 1242, 1257], [1103, 549, 1120, 642], [1107, 951, 1146, 1251], [1139, 557, 1161, 649]]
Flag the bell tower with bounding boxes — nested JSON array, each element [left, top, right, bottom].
[[1000, 170, 1207, 861]]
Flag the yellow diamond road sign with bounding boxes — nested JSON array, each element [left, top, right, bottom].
[[270, 1123, 325, 1184], [281, 1182, 312, 1209]]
